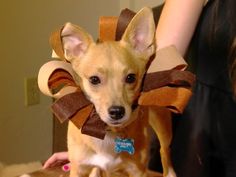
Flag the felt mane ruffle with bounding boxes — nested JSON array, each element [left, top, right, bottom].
[[38, 8, 195, 139]]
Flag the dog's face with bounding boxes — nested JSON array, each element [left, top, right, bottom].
[[61, 7, 155, 127]]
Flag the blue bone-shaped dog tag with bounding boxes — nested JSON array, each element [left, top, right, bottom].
[[114, 137, 135, 155]]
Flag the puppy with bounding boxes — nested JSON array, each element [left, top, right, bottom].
[[61, 7, 176, 177]]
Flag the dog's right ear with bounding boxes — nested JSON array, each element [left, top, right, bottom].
[[120, 7, 155, 59], [61, 23, 94, 62]]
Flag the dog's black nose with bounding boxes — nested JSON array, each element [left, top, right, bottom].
[[108, 106, 125, 120]]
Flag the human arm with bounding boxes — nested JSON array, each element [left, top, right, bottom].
[[147, 0, 207, 73], [156, 0, 206, 55]]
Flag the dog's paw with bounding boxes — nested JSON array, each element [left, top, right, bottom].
[[89, 167, 102, 177], [165, 168, 177, 177]]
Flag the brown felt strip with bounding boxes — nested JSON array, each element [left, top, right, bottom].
[[115, 8, 136, 41], [142, 70, 196, 92], [81, 108, 107, 139], [51, 91, 91, 123], [49, 27, 66, 60], [99, 16, 118, 42]]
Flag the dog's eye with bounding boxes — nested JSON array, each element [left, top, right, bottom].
[[125, 74, 136, 84], [89, 76, 101, 85]]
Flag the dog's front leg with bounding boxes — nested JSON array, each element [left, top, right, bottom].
[[148, 107, 176, 177], [69, 163, 80, 177], [127, 170, 147, 177], [89, 167, 103, 177], [89, 167, 115, 177], [69, 163, 81, 177], [124, 161, 147, 177], [70, 163, 91, 177]]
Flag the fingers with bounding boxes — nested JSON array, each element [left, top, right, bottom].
[[62, 163, 71, 172], [43, 152, 69, 169]]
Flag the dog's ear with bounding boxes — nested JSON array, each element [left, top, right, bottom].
[[121, 7, 155, 58], [61, 23, 94, 62]]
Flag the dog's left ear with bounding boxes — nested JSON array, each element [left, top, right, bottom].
[[61, 23, 94, 62], [121, 7, 155, 58]]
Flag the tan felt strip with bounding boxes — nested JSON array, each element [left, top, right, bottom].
[[139, 87, 192, 114], [51, 91, 91, 123], [147, 45, 187, 73], [70, 105, 94, 129]]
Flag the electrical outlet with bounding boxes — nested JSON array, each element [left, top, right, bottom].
[[24, 77, 40, 106]]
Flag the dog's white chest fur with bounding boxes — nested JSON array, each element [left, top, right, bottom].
[[68, 124, 125, 171], [83, 133, 123, 170], [82, 152, 122, 171]]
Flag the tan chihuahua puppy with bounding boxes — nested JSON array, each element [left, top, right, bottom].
[[61, 7, 176, 177]]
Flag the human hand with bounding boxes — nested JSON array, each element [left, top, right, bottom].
[[43, 152, 69, 169]]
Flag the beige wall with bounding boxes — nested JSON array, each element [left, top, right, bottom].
[[0, 0, 120, 164], [120, 0, 164, 11]]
